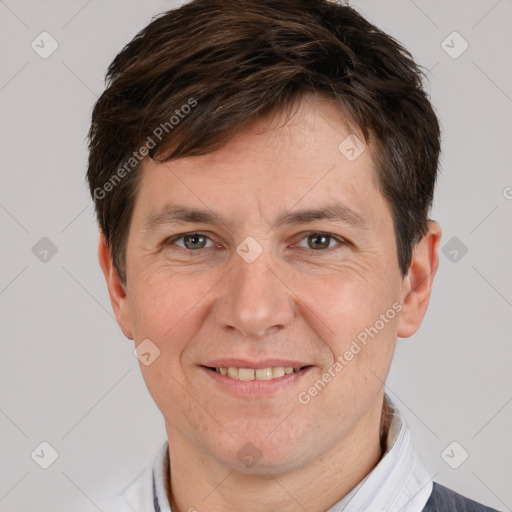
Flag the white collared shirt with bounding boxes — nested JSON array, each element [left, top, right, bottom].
[[98, 394, 433, 512]]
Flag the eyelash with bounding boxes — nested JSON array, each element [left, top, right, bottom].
[[165, 231, 347, 253]]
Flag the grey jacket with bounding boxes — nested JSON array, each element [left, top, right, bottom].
[[422, 483, 502, 512]]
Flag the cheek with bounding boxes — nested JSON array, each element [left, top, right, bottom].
[[129, 270, 215, 420], [290, 262, 401, 400], [128, 266, 213, 349], [293, 259, 400, 339]]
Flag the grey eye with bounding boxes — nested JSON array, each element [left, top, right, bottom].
[[176, 233, 213, 250]]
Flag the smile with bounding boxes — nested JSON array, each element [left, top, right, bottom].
[[200, 360, 313, 396], [211, 366, 303, 381]]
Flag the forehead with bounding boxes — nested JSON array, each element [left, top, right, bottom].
[[174, 95, 374, 172], [132, 95, 387, 230]]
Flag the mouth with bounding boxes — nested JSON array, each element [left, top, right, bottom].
[[199, 360, 313, 396], [204, 365, 310, 381]]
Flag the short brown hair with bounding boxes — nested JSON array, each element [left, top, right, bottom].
[[87, 0, 441, 282]]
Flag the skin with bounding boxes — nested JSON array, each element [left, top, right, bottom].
[[99, 94, 441, 512]]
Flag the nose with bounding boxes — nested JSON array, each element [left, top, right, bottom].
[[213, 250, 296, 339]]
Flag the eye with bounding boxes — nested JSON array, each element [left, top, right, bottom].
[[295, 232, 345, 251], [168, 232, 215, 250]]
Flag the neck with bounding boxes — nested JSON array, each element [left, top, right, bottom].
[[166, 394, 385, 512]]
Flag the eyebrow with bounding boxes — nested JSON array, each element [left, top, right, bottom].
[[143, 202, 367, 232], [273, 203, 366, 229]]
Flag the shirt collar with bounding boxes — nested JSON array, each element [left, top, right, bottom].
[[325, 394, 433, 511], [152, 394, 433, 512]]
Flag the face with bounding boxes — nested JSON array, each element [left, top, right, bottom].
[[101, 95, 438, 475]]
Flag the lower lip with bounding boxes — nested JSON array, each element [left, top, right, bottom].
[[200, 366, 312, 397]]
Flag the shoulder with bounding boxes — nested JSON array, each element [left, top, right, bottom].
[[422, 482, 502, 512], [97, 465, 155, 512]]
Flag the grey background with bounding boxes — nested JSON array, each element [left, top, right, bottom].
[[0, 0, 511, 511]]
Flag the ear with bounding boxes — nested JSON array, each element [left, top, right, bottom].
[[397, 221, 442, 338], [98, 232, 134, 340]]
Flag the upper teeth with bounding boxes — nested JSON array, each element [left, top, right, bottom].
[[216, 367, 298, 380]]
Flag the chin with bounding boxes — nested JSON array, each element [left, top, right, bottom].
[[204, 429, 315, 476]]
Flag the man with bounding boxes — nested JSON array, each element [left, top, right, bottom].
[[87, 1, 501, 510]]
